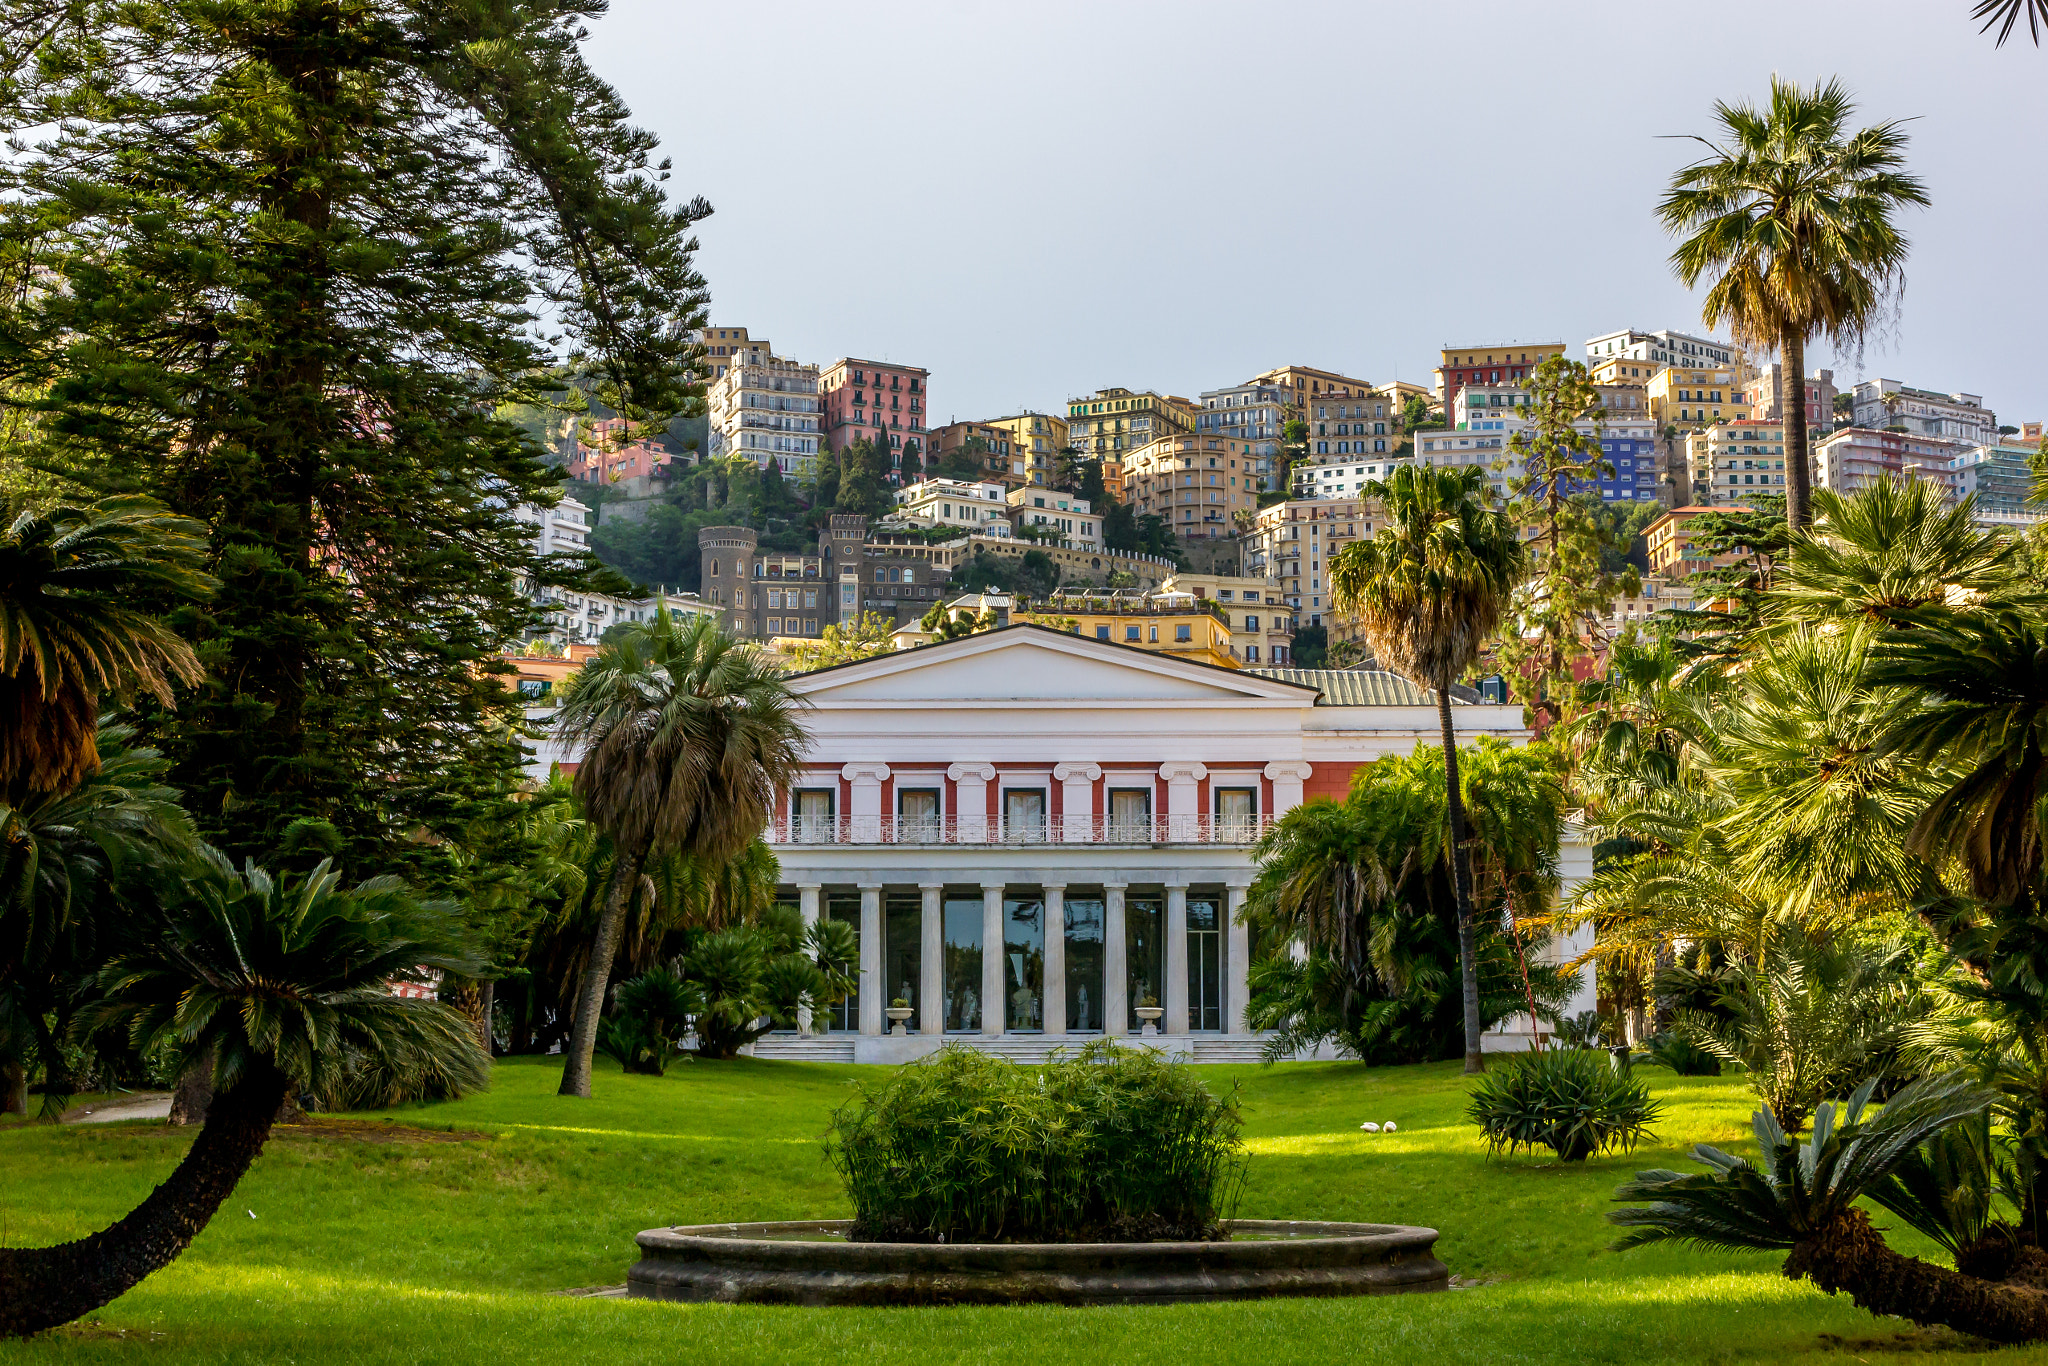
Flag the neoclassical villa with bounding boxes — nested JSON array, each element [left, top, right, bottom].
[[747, 625, 1593, 1063]]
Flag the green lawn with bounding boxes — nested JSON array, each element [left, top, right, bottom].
[[3, 1054, 2041, 1363]]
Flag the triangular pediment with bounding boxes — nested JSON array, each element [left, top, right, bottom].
[[786, 625, 1317, 704]]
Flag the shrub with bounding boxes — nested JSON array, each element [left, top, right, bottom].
[[1633, 1030, 1722, 1076], [825, 1041, 1247, 1243], [598, 966, 701, 1075], [1467, 1048, 1664, 1162]]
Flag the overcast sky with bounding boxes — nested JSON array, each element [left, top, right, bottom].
[[586, 0, 2047, 428]]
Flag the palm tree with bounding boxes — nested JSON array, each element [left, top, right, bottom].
[[1609, 1074, 2048, 1343], [551, 607, 809, 1097], [0, 855, 487, 1338], [1658, 77, 1929, 529], [0, 723, 198, 1115], [0, 496, 213, 793], [1328, 466, 1526, 1072], [1974, 0, 2048, 44], [1773, 480, 2031, 629]]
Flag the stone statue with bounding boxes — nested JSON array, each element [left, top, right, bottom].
[[1075, 986, 1091, 1032]]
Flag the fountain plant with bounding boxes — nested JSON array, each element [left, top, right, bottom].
[[825, 1042, 1247, 1243]]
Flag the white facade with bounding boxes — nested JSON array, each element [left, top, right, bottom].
[[1007, 488, 1101, 548], [1585, 328, 1736, 370], [513, 497, 592, 557], [708, 355, 822, 475], [1851, 379, 1997, 447], [759, 627, 1589, 1061], [1294, 456, 1410, 500], [895, 479, 1011, 534]]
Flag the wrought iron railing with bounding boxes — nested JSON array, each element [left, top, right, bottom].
[[768, 814, 1274, 847]]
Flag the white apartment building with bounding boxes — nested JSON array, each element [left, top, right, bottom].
[[1008, 488, 1101, 549], [1195, 382, 1286, 490], [744, 625, 1590, 1061], [1586, 328, 1737, 370], [895, 479, 1011, 535], [1813, 426, 1971, 501], [1414, 428, 1519, 500], [1303, 393, 1397, 462], [708, 354, 822, 475], [512, 496, 592, 557], [1294, 456, 1410, 500], [1851, 380, 1998, 447]]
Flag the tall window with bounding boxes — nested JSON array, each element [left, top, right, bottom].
[[794, 788, 834, 843], [898, 788, 940, 841], [1216, 787, 1256, 838], [1003, 789, 1046, 843], [943, 893, 984, 1032], [1109, 788, 1151, 840], [1187, 896, 1223, 1032]]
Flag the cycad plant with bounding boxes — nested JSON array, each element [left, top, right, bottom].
[[1772, 481, 2032, 628], [0, 497, 212, 792], [598, 965, 702, 1076], [1609, 1074, 2048, 1343], [0, 855, 488, 1338]]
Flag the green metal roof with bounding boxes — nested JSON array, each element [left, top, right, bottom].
[[1247, 668, 1461, 706]]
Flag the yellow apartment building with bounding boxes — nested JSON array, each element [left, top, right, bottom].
[[1159, 572, 1294, 666], [1020, 597, 1240, 670], [1647, 365, 1751, 434], [1592, 356, 1664, 386], [1644, 505, 1753, 578], [1248, 365, 1377, 403], [983, 411, 1070, 486], [1687, 419, 1786, 506], [1066, 387, 1200, 457], [1120, 434, 1263, 542]]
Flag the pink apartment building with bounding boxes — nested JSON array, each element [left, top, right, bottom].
[[821, 358, 930, 479], [565, 416, 675, 484]]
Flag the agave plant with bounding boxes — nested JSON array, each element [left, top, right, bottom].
[[1608, 1074, 2048, 1343], [1469, 1048, 1664, 1162]]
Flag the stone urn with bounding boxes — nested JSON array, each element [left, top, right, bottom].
[[1134, 1005, 1163, 1037], [886, 1006, 914, 1035]]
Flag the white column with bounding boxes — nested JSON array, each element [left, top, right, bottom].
[[1052, 762, 1100, 843], [1225, 880, 1251, 1035], [1160, 761, 1208, 842], [1165, 879, 1189, 1036], [1042, 883, 1067, 1036], [1104, 882, 1128, 1038], [949, 762, 995, 843], [919, 882, 944, 1036], [843, 763, 890, 843], [981, 880, 1006, 1036], [858, 882, 884, 1036], [796, 882, 822, 1035], [1264, 760, 1312, 818]]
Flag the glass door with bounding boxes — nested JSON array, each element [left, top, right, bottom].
[[1004, 892, 1045, 1031], [1187, 895, 1222, 1032], [1127, 894, 1164, 1029], [898, 787, 940, 842], [825, 893, 861, 1031], [1109, 788, 1151, 841], [885, 894, 921, 1027], [1215, 787, 1255, 840], [1065, 895, 1105, 1032], [795, 788, 834, 843], [942, 893, 984, 1032], [1003, 788, 1046, 844]]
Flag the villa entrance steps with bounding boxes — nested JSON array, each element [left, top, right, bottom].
[[1189, 1037, 1274, 1064], [748, 1037, 857, 1064]]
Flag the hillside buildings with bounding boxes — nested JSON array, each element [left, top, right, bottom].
[[1585, 328, 1737, 370], [707, 353, 823, 476], [1749, 365, 1839, 429], [1813, 426, 1967, 499], [1008, 487, 1101, 548], [820, 359, 930, 470], [694, 325, 771, 382], [1690, 420, 1788, 505], [1432, 342, 1566, 408], [1121, 434, 1262, 543], [1066, 387, 1199, 458], [1159, 572, 1294, 666], [1851, 380, 1998, 446], [926, 421, 1025, 488], [1243, 497, 1375, 626], [513, 497, 593, 557], [895, 479, 1012, 535], [982, 412, 1069, 486], [1647, 364, 1749, 433], [1644, 505, 1753, 579], [565, 417, 676, 484]]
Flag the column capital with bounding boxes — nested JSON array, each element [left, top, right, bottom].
[[1263, 760, 1312, 781], [1040, 881, 1068, 893], [948, 761, 997, 782], [917, 881, 946, 891], [856, 881, 885, 891], [1052, 761, 1102, 783], [795, 880, 824, 892], [841, 761, 892, 784], [1163, 873, 1189, 890], [1159, 760, 1209, 782], [1224, 877, 1253, 892], [1102, 881, 1129, 891], [979, 880, 1008, 892]]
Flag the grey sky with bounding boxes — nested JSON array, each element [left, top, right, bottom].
[[587, 0, 2047, 429]]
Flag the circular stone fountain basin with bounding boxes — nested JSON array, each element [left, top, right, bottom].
[[626, 1219, 1449, 1306]]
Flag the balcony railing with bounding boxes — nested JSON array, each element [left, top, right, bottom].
[[768, 814, 1274, 847]]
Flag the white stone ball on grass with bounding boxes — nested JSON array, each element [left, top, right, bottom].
[[1358, 1121, 1380, 1132], [1383, 1121, 1397, 1133]]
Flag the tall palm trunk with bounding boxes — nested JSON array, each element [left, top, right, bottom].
[[558, 848, 645, 1097], [1789, 1208, 2048, 1345], [0, 1063, 289, 1338], [1781, 329, 1812, 529], [1435, 684, 1485, 1074]]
